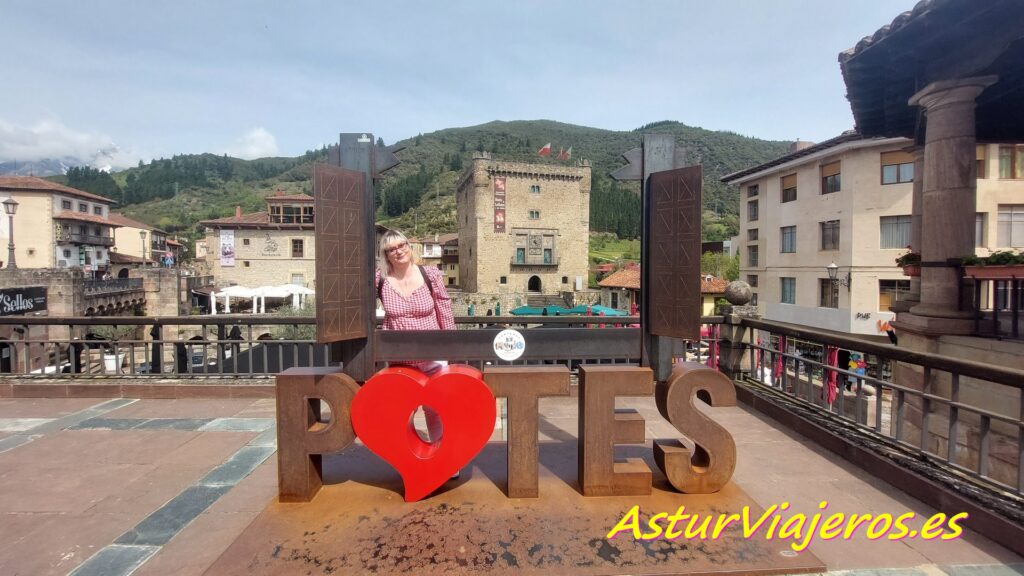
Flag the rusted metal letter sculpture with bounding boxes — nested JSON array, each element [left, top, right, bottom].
[[276, 367, 360, 502], [484, 366, 571, 498], [654, 362, 737, 493], [578, 365, 654, 496]]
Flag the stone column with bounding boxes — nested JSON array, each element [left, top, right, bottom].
[[900, 76, 997, 334]]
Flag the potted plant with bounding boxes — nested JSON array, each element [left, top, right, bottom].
[[895, 246, 922, 277], [962, 250, 1024, 279]]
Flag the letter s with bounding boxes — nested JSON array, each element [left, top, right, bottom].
[[654, 362, 737, 493]]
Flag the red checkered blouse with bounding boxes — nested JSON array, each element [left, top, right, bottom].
[[376, 266, 455, 371]]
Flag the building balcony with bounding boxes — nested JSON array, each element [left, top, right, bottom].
[[56, 233, 115, 246], [510, 257, 560, 266], [82, 277, 143, 296]]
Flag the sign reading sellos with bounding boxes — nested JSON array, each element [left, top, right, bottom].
[[493, 176, 506, 233], [0, 286, 47, 316]]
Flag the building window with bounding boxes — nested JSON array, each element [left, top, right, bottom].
[[819, 279, 839, 308], [820, 220, 840, 250], [291, 239, 304, 258], [997, 205, 1024, 247], [821, 161, 841, 194], [780, 225, 796, 253], [881, 150, 914, 184], [243, 261, 250, 267], [516, 247, 525, 263], [561, 276, 568, 284], [500, 276, 507, 284], [879, 280, 911, 312], [93, 206, 103, 216], [747, 200, 759, 221], [751, 293, 758, 306], [61, 200, 72, 210], [291, 274, 304, 286], [976, 213, 986, 247], [747, 184, 759, 197], [528, 210, 540, 220], [747, 245, 759, 267], [448, 278, 455, 286], [780, 277, 796, 304], [63, 249, 71, 258], [747, 228, 758, 241], [543, 248, 552, 264], [781, 174, 797, 203], [747, 274, 758, 288], [93, 226, 101, 236], [79, 203, 88, 213], [999, 145, 1024, 179], [530, 184, 541, 194], [880, 215, 912, 249], [977, 145, 987, 179], [242, 238, 250, 246]]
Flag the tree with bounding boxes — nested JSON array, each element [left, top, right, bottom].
[[700, 251, 739, 281]]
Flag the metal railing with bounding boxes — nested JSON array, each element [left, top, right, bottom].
[[82, 278, 144, 296], [0, 315, 722, 380], [61, 233, 115, 246], [740, 317, 1024, 499]]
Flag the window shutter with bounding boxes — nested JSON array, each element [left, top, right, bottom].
[[781, 174, 797, 189], [881, 151, 914, 165], [820, 161, 841, 178]]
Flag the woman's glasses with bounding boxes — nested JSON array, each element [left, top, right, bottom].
[[385, 242, 409, 255]]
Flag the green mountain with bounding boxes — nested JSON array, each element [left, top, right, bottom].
[[48, 120, 790, 243]]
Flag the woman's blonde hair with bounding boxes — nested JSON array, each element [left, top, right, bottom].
[[378, 229, 413, 275]]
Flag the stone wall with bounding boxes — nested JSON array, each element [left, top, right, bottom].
[[456, 154, 591, 296], [203, 228, 316, 289]]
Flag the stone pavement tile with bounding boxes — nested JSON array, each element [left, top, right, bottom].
[[0, 511, 60, 549], [134, 463, 279, 576], [70, 417, 149, 430], [0, 397, 104, 418], [939, 563, 1024, 576], [154, 431, 254, 468], [199, 417, 275, 432], [0, 461, 154, 513], [0, 511, 137, 576], [83, 461, 219, 518], [69, 544, 159, 576], [0, 417, 53, 431], [134, 418, 214, 431], [106, 398, 256, 419], [199, 445, 276, 486], [232, 398, 277, 418], [115, 484, 232, 546], [3, 429, 201, 466]]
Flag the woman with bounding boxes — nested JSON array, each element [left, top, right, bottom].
[[376, 229, 455, 444]]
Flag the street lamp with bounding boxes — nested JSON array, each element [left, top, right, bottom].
[[826, 261, 851, 290], [139, 230, 148, 265], [3, 198, 18, 269]]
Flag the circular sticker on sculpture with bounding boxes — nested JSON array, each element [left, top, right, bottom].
[[492, 329, 526, 361]]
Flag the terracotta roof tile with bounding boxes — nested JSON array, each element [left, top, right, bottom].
[[107, 212, 166, 233], [598, 267, 730, 294], [0, 176, 117, 203], [53, 210, 121, 226], [199, 212, 273, 227], [700, 275, 730, 294], [598, 268, 640, 290], [267, 193, 314, 202]]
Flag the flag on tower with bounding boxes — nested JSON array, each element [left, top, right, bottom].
[[537, 143, 552, 156], [558, 146, 572, 161]]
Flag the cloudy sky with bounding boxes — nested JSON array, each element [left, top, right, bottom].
[[2, 0, 918, 167]]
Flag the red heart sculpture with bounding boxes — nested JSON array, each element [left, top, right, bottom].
[[351, 364, 496, 502]]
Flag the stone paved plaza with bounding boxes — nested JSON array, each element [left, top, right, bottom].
[[0, 395, 1020, 575]]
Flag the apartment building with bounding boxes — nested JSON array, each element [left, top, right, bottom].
[[0, 176, 119, 276], [723, 133, 1024, 337]]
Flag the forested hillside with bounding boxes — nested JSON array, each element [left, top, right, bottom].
[[48, 120, 790, 243]]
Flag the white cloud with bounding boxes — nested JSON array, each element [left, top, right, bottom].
[[0, 118, 143, 169], [224, 127, 278, 160]]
